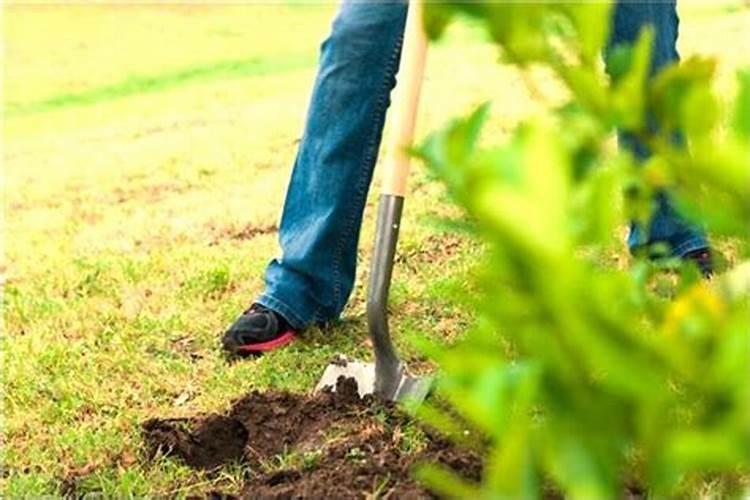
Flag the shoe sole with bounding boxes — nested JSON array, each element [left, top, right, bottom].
[[234, 330, 297, 353]]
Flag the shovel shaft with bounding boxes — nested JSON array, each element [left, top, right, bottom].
[[367, 194, 405, 398], [367, 0, 427, 400], [382, 0, 427, 197]]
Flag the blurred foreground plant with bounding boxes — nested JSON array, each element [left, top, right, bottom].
[[414, 3, 749, 498]]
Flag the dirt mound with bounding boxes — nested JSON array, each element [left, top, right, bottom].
[[142, 378, 481, 498], [142, 415, 247, 470]]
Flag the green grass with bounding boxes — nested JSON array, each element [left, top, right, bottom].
[[3, 2, 748, 497], [5, 53, 316, 117], [2, 6, 483, 495]]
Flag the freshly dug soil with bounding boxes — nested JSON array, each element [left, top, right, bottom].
[[142, 378, 481, 499]]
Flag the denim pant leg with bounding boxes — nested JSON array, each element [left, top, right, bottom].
[[257, 1, 408, 329], [610, 0, 709, 257]]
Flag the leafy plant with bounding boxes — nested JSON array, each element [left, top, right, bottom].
[[414, 3, 749, 498]]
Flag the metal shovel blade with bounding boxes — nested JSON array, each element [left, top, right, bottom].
[[315, 356, 432, 403]]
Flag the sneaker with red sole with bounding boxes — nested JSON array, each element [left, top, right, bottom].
[[222, 303, 297, 354]]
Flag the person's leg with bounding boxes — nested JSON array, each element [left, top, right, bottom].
[[609, 1, 709, 259], [257, 2, 409, 330]]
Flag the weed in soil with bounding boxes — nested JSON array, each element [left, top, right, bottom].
[[142, 378, 481, 498]]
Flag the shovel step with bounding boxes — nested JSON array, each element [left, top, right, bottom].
[[315, 360, 376, 398], [315, 356, 432, 404]]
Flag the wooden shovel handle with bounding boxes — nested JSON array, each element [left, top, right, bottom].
[[382, 0, 427, 197]]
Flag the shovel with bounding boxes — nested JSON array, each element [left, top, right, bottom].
[[315, 0, 431, 403]]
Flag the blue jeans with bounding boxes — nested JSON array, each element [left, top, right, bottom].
[[257, 0, 708, 329], [609, 1, 708, 257]]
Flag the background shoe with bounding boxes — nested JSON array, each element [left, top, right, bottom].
[[683, 248, 713, 278]]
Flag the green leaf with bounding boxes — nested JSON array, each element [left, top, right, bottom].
[[558, 2, 614, 65], [543, 430, 616, 500], [650, 56, 717, 135], [659, 429, 749, 479], [558, 65, 609, 116], [414, 463, 481, 499], [422, 4, 458, 40], [733, 69, 750, 141], [610, 27, 654, 131]]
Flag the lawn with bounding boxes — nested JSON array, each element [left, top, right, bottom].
[[3, 2, 748, 497]]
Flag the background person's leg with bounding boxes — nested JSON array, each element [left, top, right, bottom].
[[609, 0, 709, 258], [256, 1, 409, 329]]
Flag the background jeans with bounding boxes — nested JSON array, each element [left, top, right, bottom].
[[257, 0, 708, 329], [609, 1, 708, 257]]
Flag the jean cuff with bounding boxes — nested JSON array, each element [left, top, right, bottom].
[[671, 236, 710, 258], [628, 235, 709, 259], [255, 293, 308, 331]]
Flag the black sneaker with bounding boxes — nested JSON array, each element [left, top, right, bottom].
[[222, 303, 297, 354], [683, 248, 713, 278]]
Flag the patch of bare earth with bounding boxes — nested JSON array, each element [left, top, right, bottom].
[[142, 378, 482, 499]]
